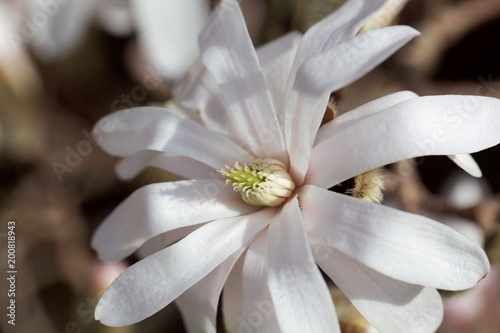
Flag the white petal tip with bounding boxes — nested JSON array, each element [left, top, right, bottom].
[[448, 154, 483, 178]]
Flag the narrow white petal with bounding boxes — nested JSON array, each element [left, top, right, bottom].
[[93, 107, 254, 169], [173, 59, 238, 138], [283, 0, 387, 180], [310, 237, 443, 333], [199, 0, 286, 161], [257, 32, 302, 126], [131, 0, 209, 81], [448, 154, 482, 177], [300, 185, 490, 290], [115, 150, 213, 180], [240, 231, 281, 333], [315, 91, 419, 145], [95, 209, 274, 326], [135, 225, 201, 259], [176, 247, 245, 333], [287, 0, 386, 88], [222, 254, 244, 333], [308, 95, 500, 188], [315, 91, 482, 178], [288, 26, 419, 183], [92, 179, 257, 261], [267, 197, 341, 333]]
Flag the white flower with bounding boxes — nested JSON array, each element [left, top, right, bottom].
[[91, 0, 500, 332], [18, 0, 208, 80]]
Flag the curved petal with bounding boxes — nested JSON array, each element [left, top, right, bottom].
[[95, 209, 275, 326], [283, 0, 389, 179], [309, 237, 443, 333], [448, 154, 482, 178], [173, 59, 236, 138], [286, 0, 386, 90], [222, 253, 244, 333], [93, 107, 254, 168], [315, 90, 419, 145], [267, 197, 341, 333], [92, 179, 257, 261], [308, 95, 500, 188], [257, 32, 302, 127], [131, 0, 209, 81], [300, 185, 490, 290], [239, 231, 281, 333], [115, 150, 214, 180], [175, 247, 245, 333], [313, 91, 483, 178], [199, 0, 286, 161], [287, 26, 419, 183], [135, 225, 201, 259]]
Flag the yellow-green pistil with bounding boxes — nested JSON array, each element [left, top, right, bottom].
[[218, 158, 295, 207]]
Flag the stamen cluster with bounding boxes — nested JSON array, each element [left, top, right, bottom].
[[219, 158, 295, 207]]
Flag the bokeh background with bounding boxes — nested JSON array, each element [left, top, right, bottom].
[[0, 0, 499, 332]]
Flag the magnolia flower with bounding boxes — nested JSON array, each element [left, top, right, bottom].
[[91, 0, 500, 332], [17, 0, 208, 80]]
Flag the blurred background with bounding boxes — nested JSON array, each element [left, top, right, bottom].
[[0, 0, 499, 332]]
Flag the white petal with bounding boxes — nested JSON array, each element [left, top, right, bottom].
[[93, 107, 254, 168], [239, 231, 281, 333], [315, 90, 419, 145], [267, 197, 341, 333], [315, 92, 482, 178], [92, 179, 257, 261], [309, 237, 443, 333], [136, 225, 201, 259], [287, 26, 419, 183], [308, 95, 500, 188], [448, 154, 482, 177], [199, 0, 286, 161], [173, 59, 242, 141], [115, 150, 214, 180], [222, 254, 244, 333], [300, 185, 490, 290], [131, 0, 209, 81], [25, 0, 97, 61], [283, 0, 387, 179], [287, 0, 386, 87], [175, 247, 245, 333], [95, 209, 274, 326], [257, 32, 302, 126]]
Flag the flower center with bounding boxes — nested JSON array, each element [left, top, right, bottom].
[[218, 158, 295, 207]]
